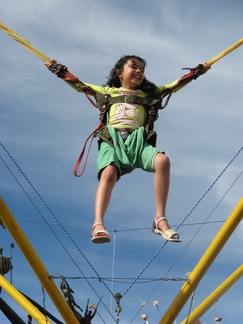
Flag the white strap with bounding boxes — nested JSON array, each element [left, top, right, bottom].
[[155, 217, 167, 229], [92, 222, 104, 230]]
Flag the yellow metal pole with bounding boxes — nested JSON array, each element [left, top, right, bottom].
[[0, 275, 53, 324], [206, 38, 243, 66], [159, 197, 243, 324], [180, 265, 243, 324], [0, 197, 79, 324]]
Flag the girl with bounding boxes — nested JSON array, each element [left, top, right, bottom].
[[45, 55, 210, 244]]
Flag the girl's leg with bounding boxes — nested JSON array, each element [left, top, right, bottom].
[[92, 165, 118, 234], [153, 153, 173, 232]]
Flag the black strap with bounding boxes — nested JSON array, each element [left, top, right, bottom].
[[95, 93, 162, 110], [95, 93, 163, 147]]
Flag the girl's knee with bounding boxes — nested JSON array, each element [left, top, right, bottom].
[[154, 153, 170, 171], [100, 165, 118, 183]]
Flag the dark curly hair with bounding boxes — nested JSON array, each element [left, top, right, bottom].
[[104, 55, 158, 94]]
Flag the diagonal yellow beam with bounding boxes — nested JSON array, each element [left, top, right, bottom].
[[0, 197, 79, 324], [0, 274, 53, 324], [159, 197, 243, 324], [180, 265, 243, 324]]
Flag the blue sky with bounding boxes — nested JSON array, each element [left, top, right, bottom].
[[0, 0, 242, 323]]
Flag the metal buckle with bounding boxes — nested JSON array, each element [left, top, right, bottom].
[[117, 129, 130, 140]]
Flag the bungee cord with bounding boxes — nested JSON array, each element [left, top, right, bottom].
[[0, 20, 242, 323], [0, 21, 50, 62]]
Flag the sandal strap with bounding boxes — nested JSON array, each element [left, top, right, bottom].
[[91, 222, 104, 235], [155, 217, 167, 229], [164, 229, 179, 239], [92, 222, 104, 230]]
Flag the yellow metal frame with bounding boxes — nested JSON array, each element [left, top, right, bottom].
[[0, 197, 79, 324], [0, 274, 53, 324], [0, 21, 242, 322], [159, 197, 243, 324], [180, 265, 243, 324]]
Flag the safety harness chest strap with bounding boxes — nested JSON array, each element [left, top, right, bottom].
[[95, 93, 162, 110], [95, 93, 162, 125]]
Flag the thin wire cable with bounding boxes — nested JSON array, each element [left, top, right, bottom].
[[0, 153, 109, 294], [1, 141, 242, 323], [129, 168, 242, 323], [122, 147, 242, 298], [0, 142, 116, 321], [12, 218, 226, 230], [149, 169, 243, 296], [51, 275, 187, 284], [129, 306, 144, 324], [110, 231, 117, 324], [41, 285, 48, 324], [185, 290, 196, 324], [174, 147, 242, 233]]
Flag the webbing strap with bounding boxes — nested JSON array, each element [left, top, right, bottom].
[[74, 124, 105, 177], [95, 93, 162, 110], [108, 95, 149, 105]]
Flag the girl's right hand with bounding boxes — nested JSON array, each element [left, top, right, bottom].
[[44, 59, 57, 70]]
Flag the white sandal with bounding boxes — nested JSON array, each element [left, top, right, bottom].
[[152, 217, 181, 243], [91, 222, 110, 244]]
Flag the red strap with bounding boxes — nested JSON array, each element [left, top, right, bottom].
[[83, 85, 98, 108], [161, 90, 173, 110], [74, 123, 105, 177]]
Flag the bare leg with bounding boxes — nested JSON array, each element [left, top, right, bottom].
[[153, 153, 181, 241], [92, 165, 117, 234], [154, 153, 171, 232]]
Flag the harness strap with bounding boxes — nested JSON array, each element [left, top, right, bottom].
[[74, 92, 170, 176], [74, 123, 105, 177], [95, 93, 161, 110], [95, 93, 163, 134], [98, 94, 110, 124], [82, 85, 98, 108]]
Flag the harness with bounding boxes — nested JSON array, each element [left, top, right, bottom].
[[95, 93, 163, 137], [73, 86, 175, 176], [51, 63, 204, 176], [73, 91, 168, 177]]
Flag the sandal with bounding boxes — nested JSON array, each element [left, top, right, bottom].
[[91, 222, 110, 244], [152, 217, 181, 243]]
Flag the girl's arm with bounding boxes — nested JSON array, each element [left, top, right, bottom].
[[44, 59, 97, 95], [158, 62, 211, 97]]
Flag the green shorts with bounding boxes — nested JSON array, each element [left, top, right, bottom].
[[96, 126, 163, 180]]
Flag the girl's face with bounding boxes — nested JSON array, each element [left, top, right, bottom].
[[117, 59, 144, 90]]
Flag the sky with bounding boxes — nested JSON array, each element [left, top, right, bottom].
[[0, 0, 242, 323]]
